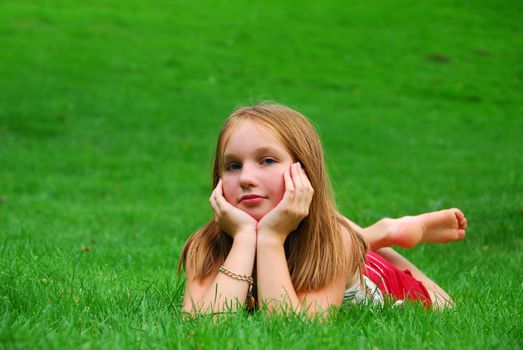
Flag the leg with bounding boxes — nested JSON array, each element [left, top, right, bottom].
[[375, 247, 453, 309], [345, 209, 467, 250], [343, 212, 462, 309]]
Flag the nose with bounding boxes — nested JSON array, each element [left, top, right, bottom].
[[238, 162, 258, 188]]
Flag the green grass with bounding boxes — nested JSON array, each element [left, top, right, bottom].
[[1, 0, 522, 348]]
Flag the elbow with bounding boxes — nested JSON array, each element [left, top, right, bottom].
[[181, 300, 199, 316], [181, 302, 193, 314]]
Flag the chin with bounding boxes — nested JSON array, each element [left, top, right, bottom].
[[243, 209, 268, 222], [247, 212, 264, 221]]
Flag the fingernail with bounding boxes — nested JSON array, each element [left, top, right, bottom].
[[296, 162, 301, 169]]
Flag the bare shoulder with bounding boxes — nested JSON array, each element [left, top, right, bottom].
[[337, 221, 353, 251], [337, 221, 361, 288], [182, 228, 222, 291], [183, 259, 220, 312]]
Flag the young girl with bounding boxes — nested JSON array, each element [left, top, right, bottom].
[[178, 103, 467, 315]]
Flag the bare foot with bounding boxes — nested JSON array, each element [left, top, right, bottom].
[[385, 208, 467, 248]]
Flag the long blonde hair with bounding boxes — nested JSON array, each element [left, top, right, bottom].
[[178, 103, 367, 291]]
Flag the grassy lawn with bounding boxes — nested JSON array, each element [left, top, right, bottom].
[[1, 0, 522, 348]]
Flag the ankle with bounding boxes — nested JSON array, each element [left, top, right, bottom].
[[373, 218, 395, 249], [388, 216, 421, 248]]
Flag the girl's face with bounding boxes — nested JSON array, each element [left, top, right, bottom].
[[221, 120, 294, 221]]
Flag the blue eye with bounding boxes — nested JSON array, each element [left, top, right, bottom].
[[226, 163, 241, 171], [262, 158, 276, 165]]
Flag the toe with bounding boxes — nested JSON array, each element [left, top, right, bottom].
[[453, 208, 464, 220], [458, 216, 467, 229], [454, 209, 467, 229]]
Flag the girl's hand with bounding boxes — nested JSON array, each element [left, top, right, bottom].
[[257, 163, 314, 244], [210, 179, 257, 239]]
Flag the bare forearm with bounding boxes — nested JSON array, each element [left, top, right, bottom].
[[185, 233, 256, 313], [256, 235, 302, 314]]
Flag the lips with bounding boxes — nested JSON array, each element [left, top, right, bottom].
[[239, 194, 266, 205]]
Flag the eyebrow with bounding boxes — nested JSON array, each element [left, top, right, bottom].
[[223, 146, 284, 162]]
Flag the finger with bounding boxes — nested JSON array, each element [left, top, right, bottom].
[[299, 164, 312, 188], [292, 162, 304, 191], [215, 179, 230, 207], [209, 183, 217, 205], [296, 164, 313, 215], [294, 163, 310, 210], [216, 179, 223, 196], [214, 179, 238, 215], [209, 191, 221, 218], [210, 180, 220, 200], [282, 167, 295, 203], [212, 179, 225, 212], [299, 165, 314, 199]]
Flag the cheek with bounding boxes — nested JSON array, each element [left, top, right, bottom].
[[268, 169, 286, 201], [221, 177, 236, 203]]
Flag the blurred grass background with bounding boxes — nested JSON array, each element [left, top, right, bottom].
[[1, 0, 522, 348]]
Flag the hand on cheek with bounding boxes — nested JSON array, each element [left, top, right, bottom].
[[209, 179, 257, 239], [257, 162, 314, 244]]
